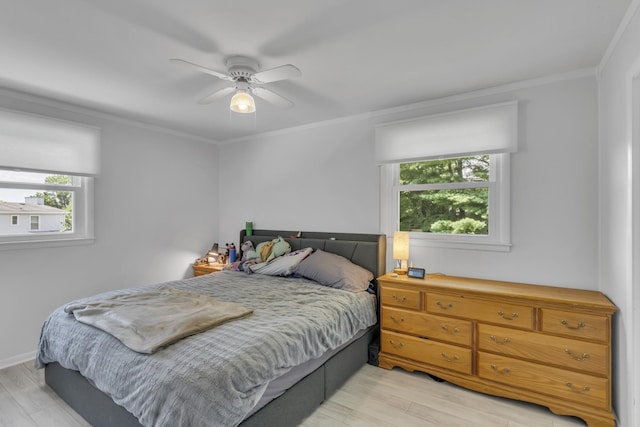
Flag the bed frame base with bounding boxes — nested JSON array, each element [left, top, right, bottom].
[[45, 327, 377, 427], [45, 362, 142, 427]]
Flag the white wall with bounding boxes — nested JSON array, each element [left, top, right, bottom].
[[0, 91, 220, 366], [219, 75, 599, 290], [598, 2, 640, 426], [217, 118, 380, 245]]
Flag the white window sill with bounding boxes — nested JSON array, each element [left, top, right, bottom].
[[0, 236, 95, 251]]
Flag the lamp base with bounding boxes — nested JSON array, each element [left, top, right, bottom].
[[393, 267, 408, 275]]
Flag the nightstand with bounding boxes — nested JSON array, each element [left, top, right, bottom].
[[192, 263, 225, 277]]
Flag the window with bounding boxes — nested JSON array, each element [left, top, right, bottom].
[[381, 154, 510, 251], [30, 215, 39, 231], [0, 108, 99, 249], [0, 170, 92, 245], [376, 102, 517, 251]]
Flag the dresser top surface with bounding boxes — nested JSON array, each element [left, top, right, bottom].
[[378, 273, 616, 313]]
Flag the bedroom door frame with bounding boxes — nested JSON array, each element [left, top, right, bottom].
[[631, 71, 640, 427]]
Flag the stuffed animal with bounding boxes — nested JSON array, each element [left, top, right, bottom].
[[267, 237, 291, 261], [241, 240, 259, 261], [253, 237, 292, 262]]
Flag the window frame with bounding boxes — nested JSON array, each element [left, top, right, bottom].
[[0, 172, 95, 249], [29, 215, 40, 231], [10, 215, 18, 226], [381, 153, 511, 252]]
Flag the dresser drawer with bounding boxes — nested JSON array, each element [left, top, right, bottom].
[[381, 330, 472, 374], [380, 286, 422, 310], [478, 324, 608, 375], [541, 309, 609, 342], [382, 307, 472, 346], [478, 352, 609, 410], [426, 293, 534, 330]]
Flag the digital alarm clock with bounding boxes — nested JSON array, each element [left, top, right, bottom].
[[407, 267, 425, 279]]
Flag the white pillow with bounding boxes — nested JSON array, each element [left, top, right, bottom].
[[250, 247, 313, 276]]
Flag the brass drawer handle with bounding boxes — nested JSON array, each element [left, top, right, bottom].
[[388, 340, 404, 349], [564, 349, 590, 361], [497, 310, 519, 321], [390, 315, 405, 324], [566, 382, 591, 393], [436, 301, 453, 310], [441, 352, 459, 363], [441, 324, 460, 334], [490, 335, 511, 345], [490, 364, 511, 375], [392, 294, 407, 303], [561, 320, 586, 330]]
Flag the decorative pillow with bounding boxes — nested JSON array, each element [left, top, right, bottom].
[[250, 247, 313, 276], [291, 249, 374, 292]]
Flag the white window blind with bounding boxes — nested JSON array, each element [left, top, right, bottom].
[[0, 108, 100, 176], [374, 101, 518, 164]]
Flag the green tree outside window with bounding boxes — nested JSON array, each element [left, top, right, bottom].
[[399, 156, 489, 234]]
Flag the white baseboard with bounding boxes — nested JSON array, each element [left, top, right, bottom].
[[0, 351, 36, 370]]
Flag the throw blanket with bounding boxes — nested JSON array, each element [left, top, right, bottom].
[[64, 286, 253, 354], [37, 272, 377, 427]]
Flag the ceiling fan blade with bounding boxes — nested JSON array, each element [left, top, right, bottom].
[[252, 64, 301, 84], [170, 58, 232, 81], [252, 87, 294, 108], [198, 87, 235, 105]]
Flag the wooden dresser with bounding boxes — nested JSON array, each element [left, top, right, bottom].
[[377, 273, 617, 427]]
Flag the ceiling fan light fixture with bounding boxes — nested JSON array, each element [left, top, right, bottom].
[[230, 90, 256, 114]]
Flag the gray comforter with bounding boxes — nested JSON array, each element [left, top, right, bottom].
[[37, 271, 377, 427]]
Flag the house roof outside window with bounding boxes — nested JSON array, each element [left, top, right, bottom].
[[0, 200, 66, 215]]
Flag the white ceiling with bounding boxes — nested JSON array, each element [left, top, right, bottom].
[[0, 0, 631, 142]]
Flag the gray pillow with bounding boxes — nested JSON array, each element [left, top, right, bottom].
[[292, 249, 374, 292]]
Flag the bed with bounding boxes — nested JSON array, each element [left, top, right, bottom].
[[38, 229, 386, 427]]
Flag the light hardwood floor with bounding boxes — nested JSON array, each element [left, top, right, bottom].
[[0, 361, 587, 427]]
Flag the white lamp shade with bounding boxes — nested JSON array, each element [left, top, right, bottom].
[[393, 231, 410, 260], [230, 90, 256, 113]]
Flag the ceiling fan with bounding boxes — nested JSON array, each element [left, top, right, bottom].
[[170, 56, 301, 113]]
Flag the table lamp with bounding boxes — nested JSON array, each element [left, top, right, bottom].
[[393, 231, 409, 275]]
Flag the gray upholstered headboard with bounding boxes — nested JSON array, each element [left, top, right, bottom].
[[238, 229, 386, 279]]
